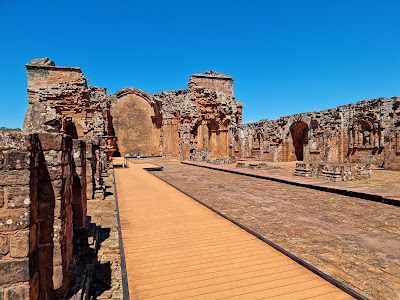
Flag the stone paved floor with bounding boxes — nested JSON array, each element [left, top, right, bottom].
[[235, 159, 400, 198], [147, 158, 400, 300], [86, 168, 124, 299]]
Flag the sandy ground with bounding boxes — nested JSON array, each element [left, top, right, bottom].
[[146, 157, 400, 300]]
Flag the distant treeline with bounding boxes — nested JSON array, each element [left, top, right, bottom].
[[0, 127, 22, 131]]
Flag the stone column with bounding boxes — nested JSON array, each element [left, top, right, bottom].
[[72, 140, 87, 229], [0, 132, 32, 299]]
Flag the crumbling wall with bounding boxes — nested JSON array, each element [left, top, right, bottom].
[[110, 88, 162, 156], [232, 97, 400, 169], [23, 58, 113, 199], [0, 132, 83, 299], [154, 71, 242, 160], [108, 71, 242, 160], [0, 132, 32, 299]]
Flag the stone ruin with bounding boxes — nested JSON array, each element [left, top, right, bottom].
[[21, 57, 400, 171], [294, 162, 372, 181], [234, 98, 400, 170], [0, 57, 400, 298]]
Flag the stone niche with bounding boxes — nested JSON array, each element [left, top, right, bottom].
[[110, 88, 162, 156], [0, 131, 86, 300]]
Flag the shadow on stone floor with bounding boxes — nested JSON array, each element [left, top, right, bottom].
[[63, 221, 112, 299]]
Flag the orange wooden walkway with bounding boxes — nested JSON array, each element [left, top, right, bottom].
[[113, 159, 354, 299]]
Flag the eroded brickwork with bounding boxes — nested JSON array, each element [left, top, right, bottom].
[[107, 71, 242, 160], [23, 58, 116, 200], [0, 132, 87, 299], [232, 97, 400, 170], [0, 132, 31, 300]]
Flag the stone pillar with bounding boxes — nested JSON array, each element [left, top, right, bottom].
[[0, 132, 75, 299], [72, 140, 87, 229], [36, 133, 74, 296], [0, 132, 32, 300], [85, 143, 94, 200]]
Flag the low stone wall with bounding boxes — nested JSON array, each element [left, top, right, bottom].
[[236, 162, 281, 170], [294, 162, 372, 181]]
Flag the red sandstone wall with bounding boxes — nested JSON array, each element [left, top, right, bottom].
[[0, 132, 32, 299], [72, 140, 87, 228], [24, 64, 88, 134], [111, 93, 161, 156], [188, 72, 234, 96], [0, 132, 81, 299], [233, 97, 400, 169]]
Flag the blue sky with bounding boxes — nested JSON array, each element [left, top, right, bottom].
[[1, 0, 399, 128]]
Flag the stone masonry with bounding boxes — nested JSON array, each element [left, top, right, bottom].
[[1, 57, 400, 299], [233, 97, 400, 170], [0, 131, 86, 299], [109, 71, 242, 160]]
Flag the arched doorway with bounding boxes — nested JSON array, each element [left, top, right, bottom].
[[111, 92, 161, 156], [64, 122, 78, 139], [290, 121, 308, 161]]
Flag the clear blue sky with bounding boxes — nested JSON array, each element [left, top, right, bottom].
[[1, 0, 399, 128]]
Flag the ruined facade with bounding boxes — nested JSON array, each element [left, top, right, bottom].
[[22, 58, 400, 170], [109, 71, 242, 160], [233, 97, 400, 170]]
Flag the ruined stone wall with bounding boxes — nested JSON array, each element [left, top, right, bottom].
[[0, 132, 85, 299], [23, 58, 114, 200], [23, 58, 89, 135], [108, 71, 242, 160], [0, 132, 32, 299], [21, 58, 399, 169], [110, 88, 162, 156], [232, 97, 400, 170], [154, 72, 242, 160], [188, 71, 234, 96]]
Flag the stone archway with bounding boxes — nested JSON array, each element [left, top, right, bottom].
[[64, 122, 79, 139], [290, 121, 308, 161], [111, 92, 161, 156]]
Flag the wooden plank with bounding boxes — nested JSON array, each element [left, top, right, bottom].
[[114, 160, 354, 300]]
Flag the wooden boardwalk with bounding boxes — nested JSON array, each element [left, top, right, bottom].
[[113, 159, 354, 299]]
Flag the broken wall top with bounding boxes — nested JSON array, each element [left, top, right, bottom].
[[189, 70, 234, 96]]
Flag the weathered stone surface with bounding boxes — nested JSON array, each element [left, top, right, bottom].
[[0, 170, 30, 186], [294, 162, 372, 181], [5, 284, 29, 300], [37, 133, 64, 151], [7, 186, 30, 209], [26, 57, 55, 66], [0, 208, 29, 231], [4, 151, 30, 170], [10, 231, 29, 258], [0, 259, 29, 284], [0, 234, 9, 255], [52, 265, 63, 290], [0, 187, 3, 208], [232, 97, 400, 170]]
